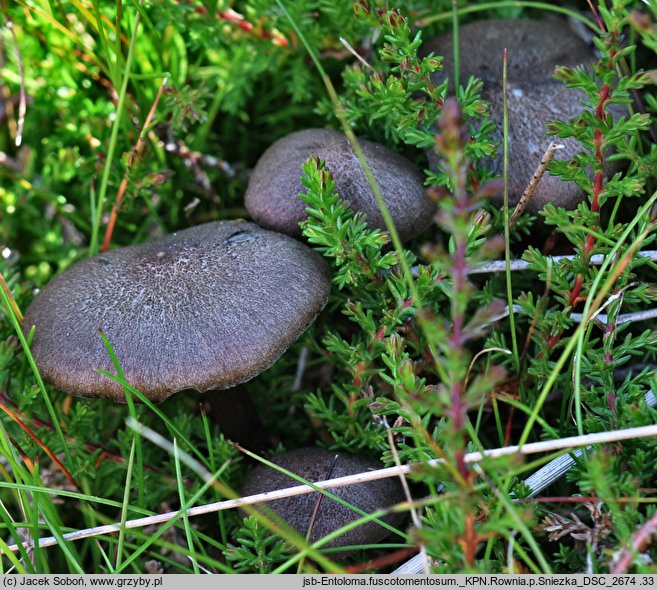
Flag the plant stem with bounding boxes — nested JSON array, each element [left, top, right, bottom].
[[502, 47, 519, 372], [9, 423, 657, 555], [89, 4, 142, 256], [101, 75, 168, 252], [416, 1, 599, 32]]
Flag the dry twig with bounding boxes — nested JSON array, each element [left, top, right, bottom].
[[510, 142, 563, 228], [101, 76, 168, 252], [5, 424, 657, 555], [5, 18, 26, 147]]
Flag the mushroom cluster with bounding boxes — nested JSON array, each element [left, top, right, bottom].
[[24, 129, 433, 402], [22, 128, 425, 556], [425, 18, 624, 213], [240, 447, 405, 556]]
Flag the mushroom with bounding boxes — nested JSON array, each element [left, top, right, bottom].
[[245, 128, 435, 242], [433, 19, 594, 86], [202, 385, 272, 452], [424, 18, 623, 213], [22, 220, 331, 403], [240, 447, 406, 556]]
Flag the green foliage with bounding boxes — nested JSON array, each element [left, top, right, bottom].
[[299, 157, 399, 288], [224, 516, 293, 573]]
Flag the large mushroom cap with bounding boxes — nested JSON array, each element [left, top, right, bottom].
[[425, 19, 623, 214], [240, 447, 406, 554], [467, 82, 589, 211], [245, 128, 435, 242], [23, 221, 331, 402], [427, 19, 594, 86]]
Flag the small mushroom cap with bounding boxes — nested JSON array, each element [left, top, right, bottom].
[[240, 447, 406, 554], [23, 221, 331, 402], [245, 128, 435, 242], [425, 19, 624, 213]]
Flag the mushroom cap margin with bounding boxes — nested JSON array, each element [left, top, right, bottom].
[[22, 221, 332, 402]]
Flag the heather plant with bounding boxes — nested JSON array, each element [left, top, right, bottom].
[[1, 0, 657, 576]]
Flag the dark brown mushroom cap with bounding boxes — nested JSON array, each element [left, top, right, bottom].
[[23, 221, 331, 402], [245, 128, 435, 242], [461, 82, 589, 212], [425, 19, 624, 213], [240, 447, 406, 554], [425, 19, 594, 86]]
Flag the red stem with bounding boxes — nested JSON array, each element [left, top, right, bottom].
[[102, 77, 167, 252], [548, 84, 611, 350], [611, 511, 657, 573]]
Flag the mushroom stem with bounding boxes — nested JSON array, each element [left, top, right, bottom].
[[202, 385, 271, 453]]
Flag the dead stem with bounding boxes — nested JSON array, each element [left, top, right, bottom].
[[7, 423, 657, 555], [5, 19, 26, 147], [412, 250, 657, 276], [382, 416, 429, 574], [101, 76, 168, 252], [510, 142, 563, 229], [338, 37, 374, 70]]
